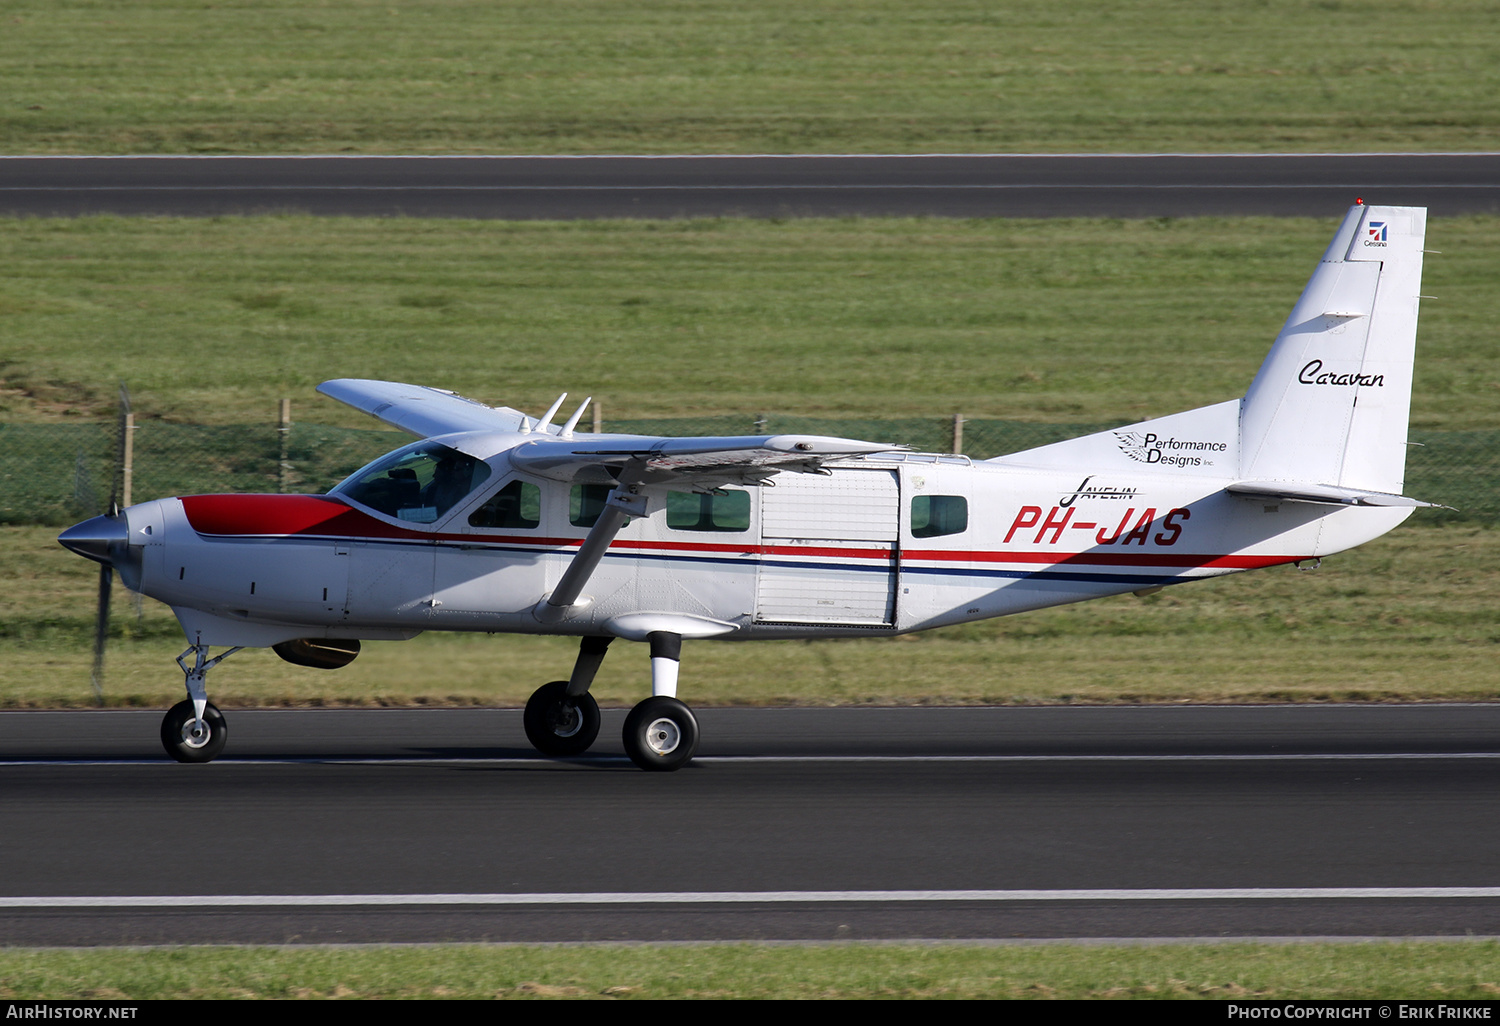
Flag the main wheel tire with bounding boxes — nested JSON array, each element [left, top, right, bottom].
[[622, 696, 699, 772], [160, 700, 228, 763], [523, 681, 601, 756]]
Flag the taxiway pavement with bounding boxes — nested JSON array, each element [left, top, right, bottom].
[[3, 153, 1498, 219]]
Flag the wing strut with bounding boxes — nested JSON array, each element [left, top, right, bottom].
[[533, 462, 648, 625]]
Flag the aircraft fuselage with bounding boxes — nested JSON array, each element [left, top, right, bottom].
[[117, 446, 1409, 650]]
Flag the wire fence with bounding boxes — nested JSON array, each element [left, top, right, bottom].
[[4, 412, 1496, 526]]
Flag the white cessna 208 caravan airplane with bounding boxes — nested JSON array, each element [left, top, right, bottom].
[[60, 203, 1433, 770]]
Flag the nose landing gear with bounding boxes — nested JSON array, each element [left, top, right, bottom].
[[161, 699, 227, 763], [162, 644, 241, 763]]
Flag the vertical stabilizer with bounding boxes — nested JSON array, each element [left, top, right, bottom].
[[1238, 204, 1426, 493]]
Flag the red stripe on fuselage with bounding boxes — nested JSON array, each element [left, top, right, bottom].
[[180, 495, 1299, 572], [903, 548, 1298, 570], [179, 496, 892, 557]]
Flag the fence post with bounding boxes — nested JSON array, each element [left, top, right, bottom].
[[113, 383, 132, 511], [278, 399, 291, 493], [592, 401, 603, 435], [952, 413, 965, 455], [121, 412, 134, 508], [754, 413, 767, 433]]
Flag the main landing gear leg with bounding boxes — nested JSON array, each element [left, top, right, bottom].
[[523, 637, 607, 757], [161, 644, 239, 763], [622, 632, 699, 772]]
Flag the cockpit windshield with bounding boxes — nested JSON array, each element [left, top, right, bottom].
[[332, 441, 492, 524]]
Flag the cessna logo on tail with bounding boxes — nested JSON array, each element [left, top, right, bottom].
[[1364, 221, 1388, 247]]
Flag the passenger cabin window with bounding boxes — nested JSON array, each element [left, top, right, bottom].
[[570, 483, 613, 528], [911, 495, 968, 538], [469, 479, 541, 529], [666, 490, 750, 532], [334, 442, 491, 524]]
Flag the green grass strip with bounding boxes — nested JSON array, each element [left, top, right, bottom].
[[3, 215, 1496, 429], [2, 941, 1499, 999], [3, 1, 1498, 154]]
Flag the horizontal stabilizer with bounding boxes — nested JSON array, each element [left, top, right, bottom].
[[318, 379, 531, 438], [1226, 481, 1441, 508]]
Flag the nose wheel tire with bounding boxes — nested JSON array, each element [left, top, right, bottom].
[[160, 700, 228, 763], [524, 681, 601, 756], [623, 696, 699, 772]]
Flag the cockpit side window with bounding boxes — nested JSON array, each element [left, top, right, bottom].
[[333, 442, 491, 524], [470, 479, 541, 529]]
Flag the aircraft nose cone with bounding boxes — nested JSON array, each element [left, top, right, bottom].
[[58, 513, 129, 565]]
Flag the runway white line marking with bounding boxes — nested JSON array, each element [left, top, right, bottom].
[[702, 753, 1500, 762], [3, 752, 1500, 767], [6, 888, 1500, 908]]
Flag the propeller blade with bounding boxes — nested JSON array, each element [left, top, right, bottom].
[[90, 563, 112, 705]]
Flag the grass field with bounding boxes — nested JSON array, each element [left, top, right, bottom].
[[2, 941, 1498, 999], [3, 0, 1498, 155], [3, 214, 1497, 428], [7, 520, 1495, 709]]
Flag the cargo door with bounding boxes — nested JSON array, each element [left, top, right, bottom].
[[755, 468, 898, 626]]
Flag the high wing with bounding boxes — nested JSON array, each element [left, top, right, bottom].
[[320, 378, 899, 484], [317, 379, 532, 438], [510, 433, 899, 487]]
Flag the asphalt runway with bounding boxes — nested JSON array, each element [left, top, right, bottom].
[[2, 153, 1498, 219], [3, 705, 1499, 945]]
